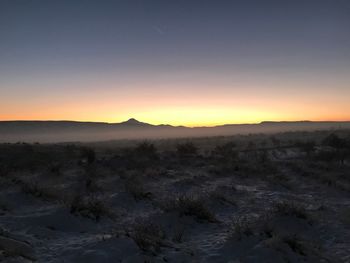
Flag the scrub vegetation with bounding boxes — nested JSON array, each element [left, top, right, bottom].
[[0, 129, 349, 262]]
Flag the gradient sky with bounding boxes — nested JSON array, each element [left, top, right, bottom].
[[1, 0, 349, 126]]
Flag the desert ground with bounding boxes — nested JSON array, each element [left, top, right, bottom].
[[0, 130, 349, 262]]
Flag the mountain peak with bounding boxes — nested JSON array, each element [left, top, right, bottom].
[[125, 118, 140, 124], [120, 118, 151, 126]]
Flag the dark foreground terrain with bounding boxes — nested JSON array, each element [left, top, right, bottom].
[[0, 130, 350, 262]]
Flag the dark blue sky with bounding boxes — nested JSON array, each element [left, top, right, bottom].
[[1, 0, 349, 124]]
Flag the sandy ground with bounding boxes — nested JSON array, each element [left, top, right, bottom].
[[0, 132, 349, 262]]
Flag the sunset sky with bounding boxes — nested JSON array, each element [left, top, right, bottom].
[[1, 0, 349, 126]]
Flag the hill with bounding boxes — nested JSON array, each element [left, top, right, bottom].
[[0, 119, 349, 142]]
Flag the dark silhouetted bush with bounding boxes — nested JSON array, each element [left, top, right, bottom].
[[323, 134, 345, 149], [125, 178, 152, 201], [175, 196, 217, 222], [212, 142, 238, 159], [21, 181, 58, 201], [134, 141, 157, 158], [270, 136, 281, 147], [230, 216, 254, 240], [131, 221, 165, 253], [273, 201, 308, 220], [70, 195, 111, 221], [176, 142, 198, 157], [296, 140, 316, 156], [81, 147, 96, 164], [322, 134, 349, 164]]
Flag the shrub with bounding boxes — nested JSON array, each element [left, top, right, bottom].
[[83, 165, 100, 192], [270, 136, 281, 147], [172, 224, 185, 243], [0, 201, 10, 214], [125, 142, 159, 169], [211, 142, 239, 175], [257, 150, 270, 164], [69, 195, 111, 221], [48, 162, 62, 176], [283, 235, 306, 256], [230, 216, 254, 240], [125, 178, 152, 201], [21, 181, 58, 201], [296, 140, 316, 156], [130, 221, 165, 253], [176, 142, 198, 157], [175, 196, 217, 223], [322, 133, 345, 149], [273, 201, 308, 220], [212, 142, 238, 159], [134, 142, 157, 158], [81, 147, 96, 164]]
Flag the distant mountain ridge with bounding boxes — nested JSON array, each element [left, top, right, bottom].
[[0, 119, 349, 143]]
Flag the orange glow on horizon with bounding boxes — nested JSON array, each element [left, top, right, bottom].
[[1, 72, 349, 127], [1, 104, 349, 127]]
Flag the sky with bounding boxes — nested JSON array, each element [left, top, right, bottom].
[[0, 0, 349, 126]]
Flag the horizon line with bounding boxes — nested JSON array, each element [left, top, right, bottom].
[[1, 118, 350, 128]]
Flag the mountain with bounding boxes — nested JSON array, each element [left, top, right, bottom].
[[118, 118, 152, 127], [0, 119, 349, 143]]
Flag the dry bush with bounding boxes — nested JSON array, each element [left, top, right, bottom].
[[296, 140, 316, 156], [172, 195, 217, 223], [118, 142, 159, 170], [21, 181, 58, 201], [212, 142, 238, 157], [264, 232, 331, 261], [176, 142, 198, 157], [172, 224, 185, 243], [130, 221, 165, 254], [69, 195, 112, 221], [134, 142, 158, 157], [80, 147, 96, 164], [125, 178, 152, 201], [0, 201, 10, 215], [83, 165, 101, 193], [230, 216, 254, 240], [282, 235, 307, 256], [273, 201, 308, 220], [229, 212, 281, 241], [48, 162, 62, 176]]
